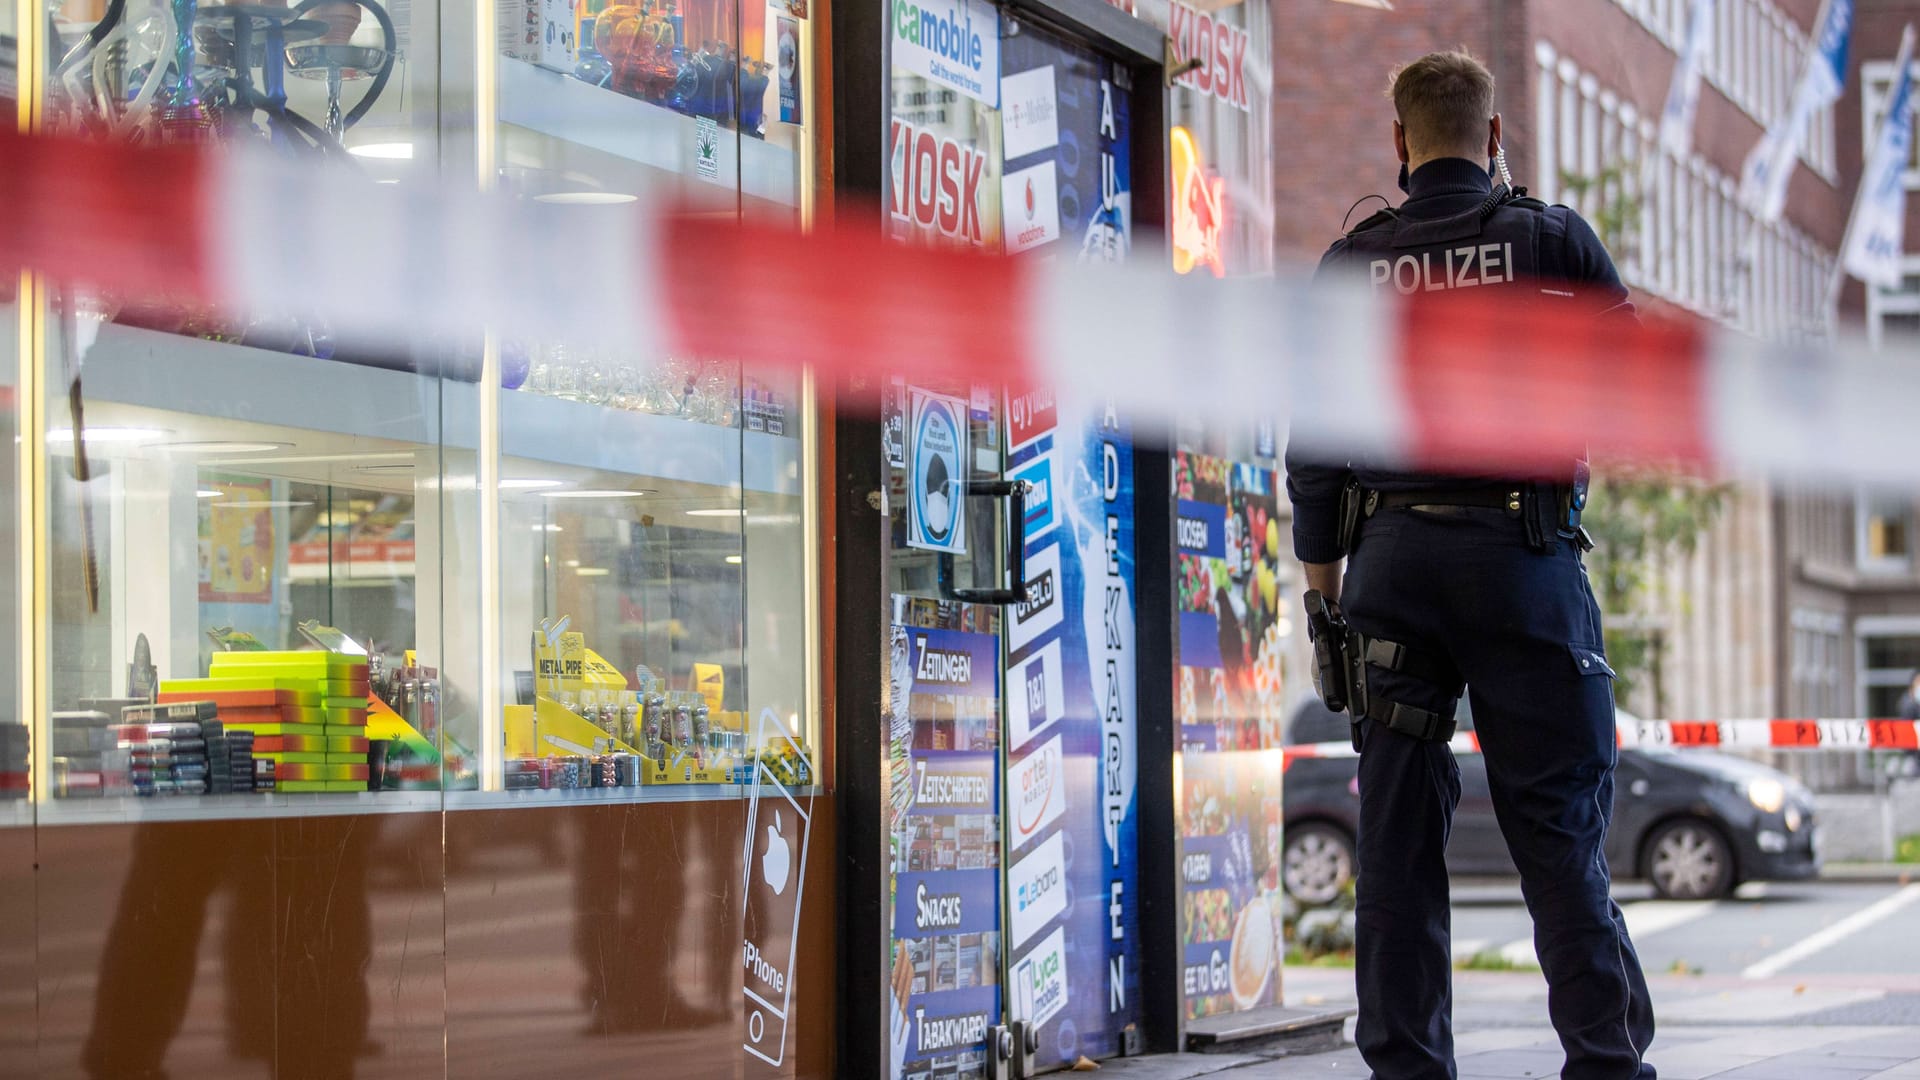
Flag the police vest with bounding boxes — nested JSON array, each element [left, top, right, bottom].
[[1341, 188, 1554, 299]]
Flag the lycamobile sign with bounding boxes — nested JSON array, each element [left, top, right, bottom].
[[891, 0, 998, 107]]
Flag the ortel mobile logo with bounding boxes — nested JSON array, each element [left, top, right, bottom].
[[892, 0, 986, 71], [1015, 744, 1057, 834]]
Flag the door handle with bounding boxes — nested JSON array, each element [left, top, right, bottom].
[[950, 479, 1031, 605]]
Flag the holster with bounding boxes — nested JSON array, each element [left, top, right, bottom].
[[1303, 590, 1357, 718]]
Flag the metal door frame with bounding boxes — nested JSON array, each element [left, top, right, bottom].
[[832, 0, 1173, 1070]]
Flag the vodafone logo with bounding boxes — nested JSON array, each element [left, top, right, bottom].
[[1024, 178, 1036, 220]]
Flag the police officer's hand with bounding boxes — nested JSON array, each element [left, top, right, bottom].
[[1303, 561, 1343, 605]]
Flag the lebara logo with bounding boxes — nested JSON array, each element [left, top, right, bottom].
[[892, 0, 987, 71]]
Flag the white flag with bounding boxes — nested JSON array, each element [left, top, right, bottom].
[[1739, 0, 1854, 221], [1841, 26, 1916, 289], [1660, 0, 1716, 158]]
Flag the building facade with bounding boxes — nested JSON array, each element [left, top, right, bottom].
[[1273, 0, 1920, 755]]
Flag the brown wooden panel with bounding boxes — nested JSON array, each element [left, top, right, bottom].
[[35, 819, 278, 1080], [446, 796, 837, 1079], [29, 810, 447, 1080], [0, 824, 37, 1080], [270, 813, 446, 1080]]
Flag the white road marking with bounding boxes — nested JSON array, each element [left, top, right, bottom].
[[1492, 899, 1721, 968], [1740, 883, 1920, 979], [1452, 938, 1490, 960]]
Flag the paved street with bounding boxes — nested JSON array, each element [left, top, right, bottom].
[[1447, 878, 1920, 984], [1097, 877, 1920, 1079]]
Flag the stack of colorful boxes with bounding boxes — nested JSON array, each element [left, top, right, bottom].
[[159, 651, 371, 793], [50, 710, 135, 797], [116, 701, 218, 796]]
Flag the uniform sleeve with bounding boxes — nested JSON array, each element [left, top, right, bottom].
[[1555, 208, 1637, 320], [1284, 238, 1359, 564]]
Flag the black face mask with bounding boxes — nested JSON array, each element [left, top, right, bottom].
[[1397, 162, 1410, 193]]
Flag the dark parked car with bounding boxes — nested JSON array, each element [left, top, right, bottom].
[[1282, 699, 1820, 903]]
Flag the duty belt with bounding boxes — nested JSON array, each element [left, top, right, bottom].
[[1362, 484, 1523, 517]]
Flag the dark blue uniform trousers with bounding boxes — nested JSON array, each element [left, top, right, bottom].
[[1341, 506, 1656, 1080]]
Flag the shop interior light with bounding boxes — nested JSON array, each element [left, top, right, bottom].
[[46, 426, 167, 444], [215, 501, 316, 510], [1327, 0, 1393, 8], [501, 478, 566, 490], [533, 191, 639, 205], [575, 567, 611, 577], [533, 523, 564, 532], [349, 141, 414, 159], [162, 440, 293, 454], [544, 489, 655, 499], [234, 451, 413, 465], [724, 554, 743, 564], [196, 490, 225, 498], [684, 507, 745, 517]]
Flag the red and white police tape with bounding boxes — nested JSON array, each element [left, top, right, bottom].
[[3, 126, 1920, 484], [1282, 718, 1920, 763]]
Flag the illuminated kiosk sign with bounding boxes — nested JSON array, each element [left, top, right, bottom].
[[1171, 126, 1226, 278]]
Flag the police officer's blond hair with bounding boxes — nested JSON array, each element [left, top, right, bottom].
[[1389, 50, 1495, 162]]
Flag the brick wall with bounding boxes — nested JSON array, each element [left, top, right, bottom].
[[1270, 0, 1505, 264], [1834, 0, 1920, 322]]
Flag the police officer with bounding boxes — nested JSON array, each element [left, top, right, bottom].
[[1286, 51, 1656, 1079]]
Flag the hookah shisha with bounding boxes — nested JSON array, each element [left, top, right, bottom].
[[156, 0, 218, 142], [195, 2, 328, 148], [284, 0, 398, 143]]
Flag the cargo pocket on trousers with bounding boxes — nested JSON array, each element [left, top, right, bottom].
[[1568, 643, 1615, 678]]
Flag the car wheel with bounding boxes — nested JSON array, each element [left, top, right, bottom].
[[1644, 818, 1735, 900], [1284, 822, 1355, 906]]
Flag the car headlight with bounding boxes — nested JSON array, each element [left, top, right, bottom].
[[1745, 777, 1786, 815], [1785, 805, 1804, 833]]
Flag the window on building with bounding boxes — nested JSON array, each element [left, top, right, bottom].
[[1793, 610, 1845, 715], [1857, 490, 1917, 573], [1858, 619, 1920, 717], [1862, 58, 1920, 193], [1867, 258, 1920, 349]]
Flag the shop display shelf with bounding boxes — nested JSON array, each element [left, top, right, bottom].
[[497, 57, 798, 208], [75, 326, 799, 496], [80, 323, 448, 448], [498, 386, 801, 496], [446, 782, 824, 810], [33, 789, 445, 825]]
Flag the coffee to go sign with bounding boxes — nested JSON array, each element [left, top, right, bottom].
[[1166, 2, 1250, 113]]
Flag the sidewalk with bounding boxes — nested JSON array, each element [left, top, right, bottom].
[[1096, 967, 1920, 1079]]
